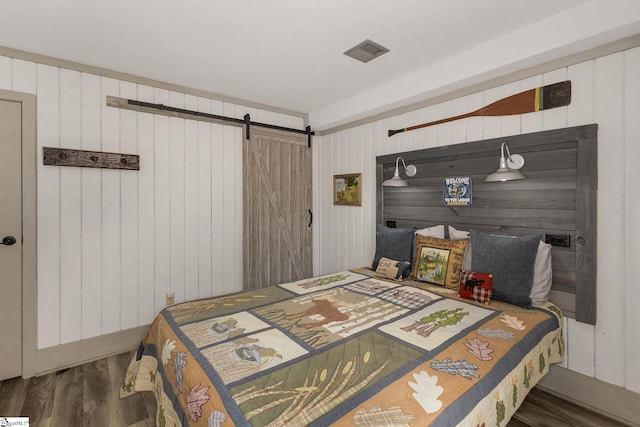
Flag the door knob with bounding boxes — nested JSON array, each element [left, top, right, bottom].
[[1, 236, 16, 246]]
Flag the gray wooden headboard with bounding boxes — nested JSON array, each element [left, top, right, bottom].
[[376, 124, 597, 325]]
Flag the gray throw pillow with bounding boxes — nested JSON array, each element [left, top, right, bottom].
[[372, 225, 414, 277], [470, 231, 541, 308]]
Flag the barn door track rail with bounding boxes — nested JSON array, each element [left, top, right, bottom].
[[107, 96, 314, 147]]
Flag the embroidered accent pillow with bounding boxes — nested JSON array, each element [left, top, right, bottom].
[[411, 236, 468, 288], [459, 270, 493, 303], [375, 257, 410, 280]]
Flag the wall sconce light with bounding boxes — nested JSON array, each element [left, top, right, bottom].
[[484, 143, 527, 182], [383, 156, 417, 187]]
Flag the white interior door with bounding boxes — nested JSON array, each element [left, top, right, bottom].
[[0, 98, 23, 380]]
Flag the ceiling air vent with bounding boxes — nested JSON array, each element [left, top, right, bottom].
[[343, 39, 390, 63]]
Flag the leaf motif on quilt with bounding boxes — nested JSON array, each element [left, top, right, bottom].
[[464, 338, 494, 361], [352, 404, 415, 426], [477, 327, 515, 340], [409, 371, 443, 414], [208, 410, 227, 427], [500, 314, 526, 330], [186, 383, 210, 422], [174, 352, 187, 394], [430, 358, 480, 380], [162, 339, 176, 366]]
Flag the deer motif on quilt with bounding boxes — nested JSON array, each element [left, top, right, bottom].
[[286, 298, 349, 329]]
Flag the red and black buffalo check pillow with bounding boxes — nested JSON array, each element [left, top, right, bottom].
[[459, 270, 493, 304]]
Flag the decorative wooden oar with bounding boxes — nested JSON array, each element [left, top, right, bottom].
[[388, 80, 571, 137]]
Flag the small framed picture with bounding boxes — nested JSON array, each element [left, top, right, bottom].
[[333, 173, 362, 206]]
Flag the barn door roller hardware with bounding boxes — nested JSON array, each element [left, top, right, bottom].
[[107, 96, 314, 147], [243, 113, 313, 147]]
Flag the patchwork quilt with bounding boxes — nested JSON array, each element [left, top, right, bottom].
[[121, 270, 563, 426]]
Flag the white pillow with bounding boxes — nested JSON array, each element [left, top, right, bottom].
[[530, 241, 553, 303], [448, 226, 472, 271], [448, 226, 553, 303], [415, 224, 445, 238]]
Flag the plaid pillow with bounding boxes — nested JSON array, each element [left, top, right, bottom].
[[459, 270, 493, 304]]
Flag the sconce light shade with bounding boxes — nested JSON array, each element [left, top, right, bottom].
[[484, 143, 527, 182], [383, 157, 417, 186]]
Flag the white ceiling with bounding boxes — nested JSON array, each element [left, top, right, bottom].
[[1, 0, 640, 129]]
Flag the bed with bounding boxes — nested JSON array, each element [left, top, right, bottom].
[[121, 125, 599, 425], [121, 266, 563, 426]]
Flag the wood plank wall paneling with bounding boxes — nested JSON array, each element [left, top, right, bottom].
[[81, 73, 103, 339], [120, 81, 139, 331], [59, 69, 83, 344], [593, 53, 626, 388], [101, 77, 121, 336], [0, 54, 303, 356], [624, 47, 640, 394], [313, 46, 640, 394], [37, 63, 61, 348], [136, 85, 156, 325], [376, 125, 597, 324]]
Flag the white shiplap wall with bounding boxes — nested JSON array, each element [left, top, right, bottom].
[[313, 47, 640, 394], [0, 54, 304, 349]]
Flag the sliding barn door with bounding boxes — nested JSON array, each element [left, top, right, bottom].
[[243, 128, 312, 289]]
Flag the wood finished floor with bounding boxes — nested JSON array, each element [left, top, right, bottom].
[[0, 351, 633, 427]]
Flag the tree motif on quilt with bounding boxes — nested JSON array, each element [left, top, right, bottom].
[[298, 273, 350, 289], [496, 395, 506, 426], [400, 308, 469, 337]]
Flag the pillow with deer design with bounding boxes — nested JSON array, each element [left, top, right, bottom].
[[458, 270, 493, 304]]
